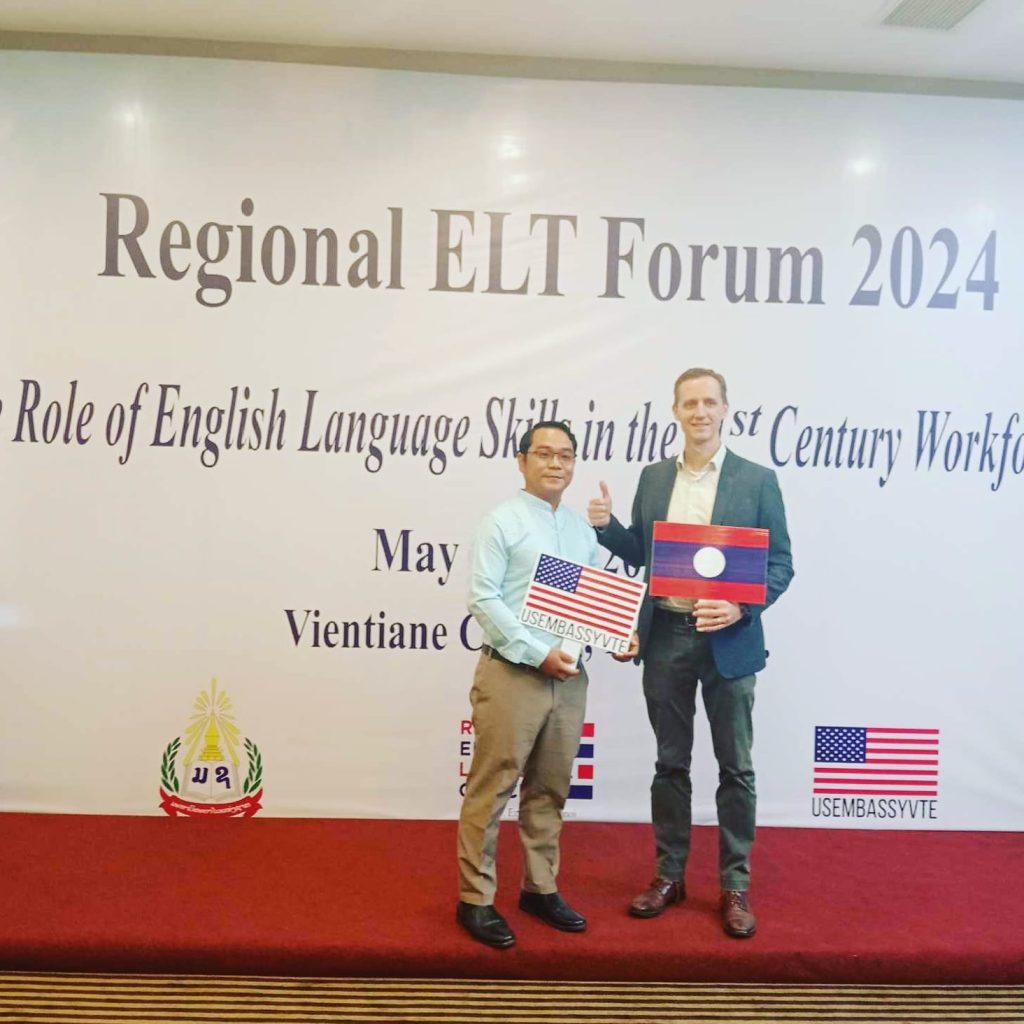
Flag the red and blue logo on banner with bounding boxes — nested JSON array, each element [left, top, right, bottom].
[[569, 722, 595, 800], [650, 522, 769, 605]]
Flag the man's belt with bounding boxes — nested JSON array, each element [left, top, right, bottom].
[[654, 606, 698, 628], [480, 644, 523, 668], [481, 644, 587, 677]]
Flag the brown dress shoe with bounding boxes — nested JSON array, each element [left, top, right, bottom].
[[629, 877, 685, 918], [720, 890, 756, 938]]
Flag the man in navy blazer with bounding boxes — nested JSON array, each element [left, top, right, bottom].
[[588, 367, 793, 938]]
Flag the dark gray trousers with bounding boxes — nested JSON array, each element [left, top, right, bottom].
[[642, 610, 756, 891]]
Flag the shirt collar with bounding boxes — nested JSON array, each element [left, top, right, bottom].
[[678, 441, 728, 474], [518, 489, 562, 515]]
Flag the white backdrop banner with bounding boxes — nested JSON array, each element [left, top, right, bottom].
[[1, 52, 1021, 829]]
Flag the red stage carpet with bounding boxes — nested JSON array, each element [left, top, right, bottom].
[[1, 814, 1020, 984]]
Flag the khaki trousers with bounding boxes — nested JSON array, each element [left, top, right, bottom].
[[456, 650, 588, 905]]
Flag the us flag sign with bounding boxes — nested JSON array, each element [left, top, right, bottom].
[[519, 553, 646, 655]]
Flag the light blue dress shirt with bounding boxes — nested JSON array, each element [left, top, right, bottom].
[[468, 490, 601, 667]]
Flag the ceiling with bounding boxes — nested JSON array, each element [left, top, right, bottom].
[[1, 0, 1022, 87]]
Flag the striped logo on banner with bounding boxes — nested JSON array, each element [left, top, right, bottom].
[[569, 722, 594, 800]]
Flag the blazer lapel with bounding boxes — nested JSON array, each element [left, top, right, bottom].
[[711, 450, 738, 525], [649, 458, 677, 522]]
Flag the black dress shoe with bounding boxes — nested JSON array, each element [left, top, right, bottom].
[[518, 890, 587, 932], [456, 901, 516, 948]]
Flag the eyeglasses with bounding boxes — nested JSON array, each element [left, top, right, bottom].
[[526, 448, 577, 465]]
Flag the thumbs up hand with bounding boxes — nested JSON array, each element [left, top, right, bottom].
[[588, 480, 613, 528]]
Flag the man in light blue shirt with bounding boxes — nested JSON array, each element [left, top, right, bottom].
[[456, 420, 599, 949]]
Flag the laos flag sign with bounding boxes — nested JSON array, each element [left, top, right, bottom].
[[650, 522, 769, 605]]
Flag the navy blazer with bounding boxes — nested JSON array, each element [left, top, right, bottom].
[[598, 450, 794, 679]]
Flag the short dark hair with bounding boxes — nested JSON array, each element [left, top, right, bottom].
[[673, 367, 728, 405], [518, 420, 578, 456]]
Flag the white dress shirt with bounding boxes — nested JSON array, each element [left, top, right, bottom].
[[661, 442, 728, 613]]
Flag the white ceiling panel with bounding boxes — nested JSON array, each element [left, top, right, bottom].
[[0, 0, 1022, 84]]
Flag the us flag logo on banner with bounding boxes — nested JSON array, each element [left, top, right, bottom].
[[813, 726, 939, 797], [519, 553, 645, 655]]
